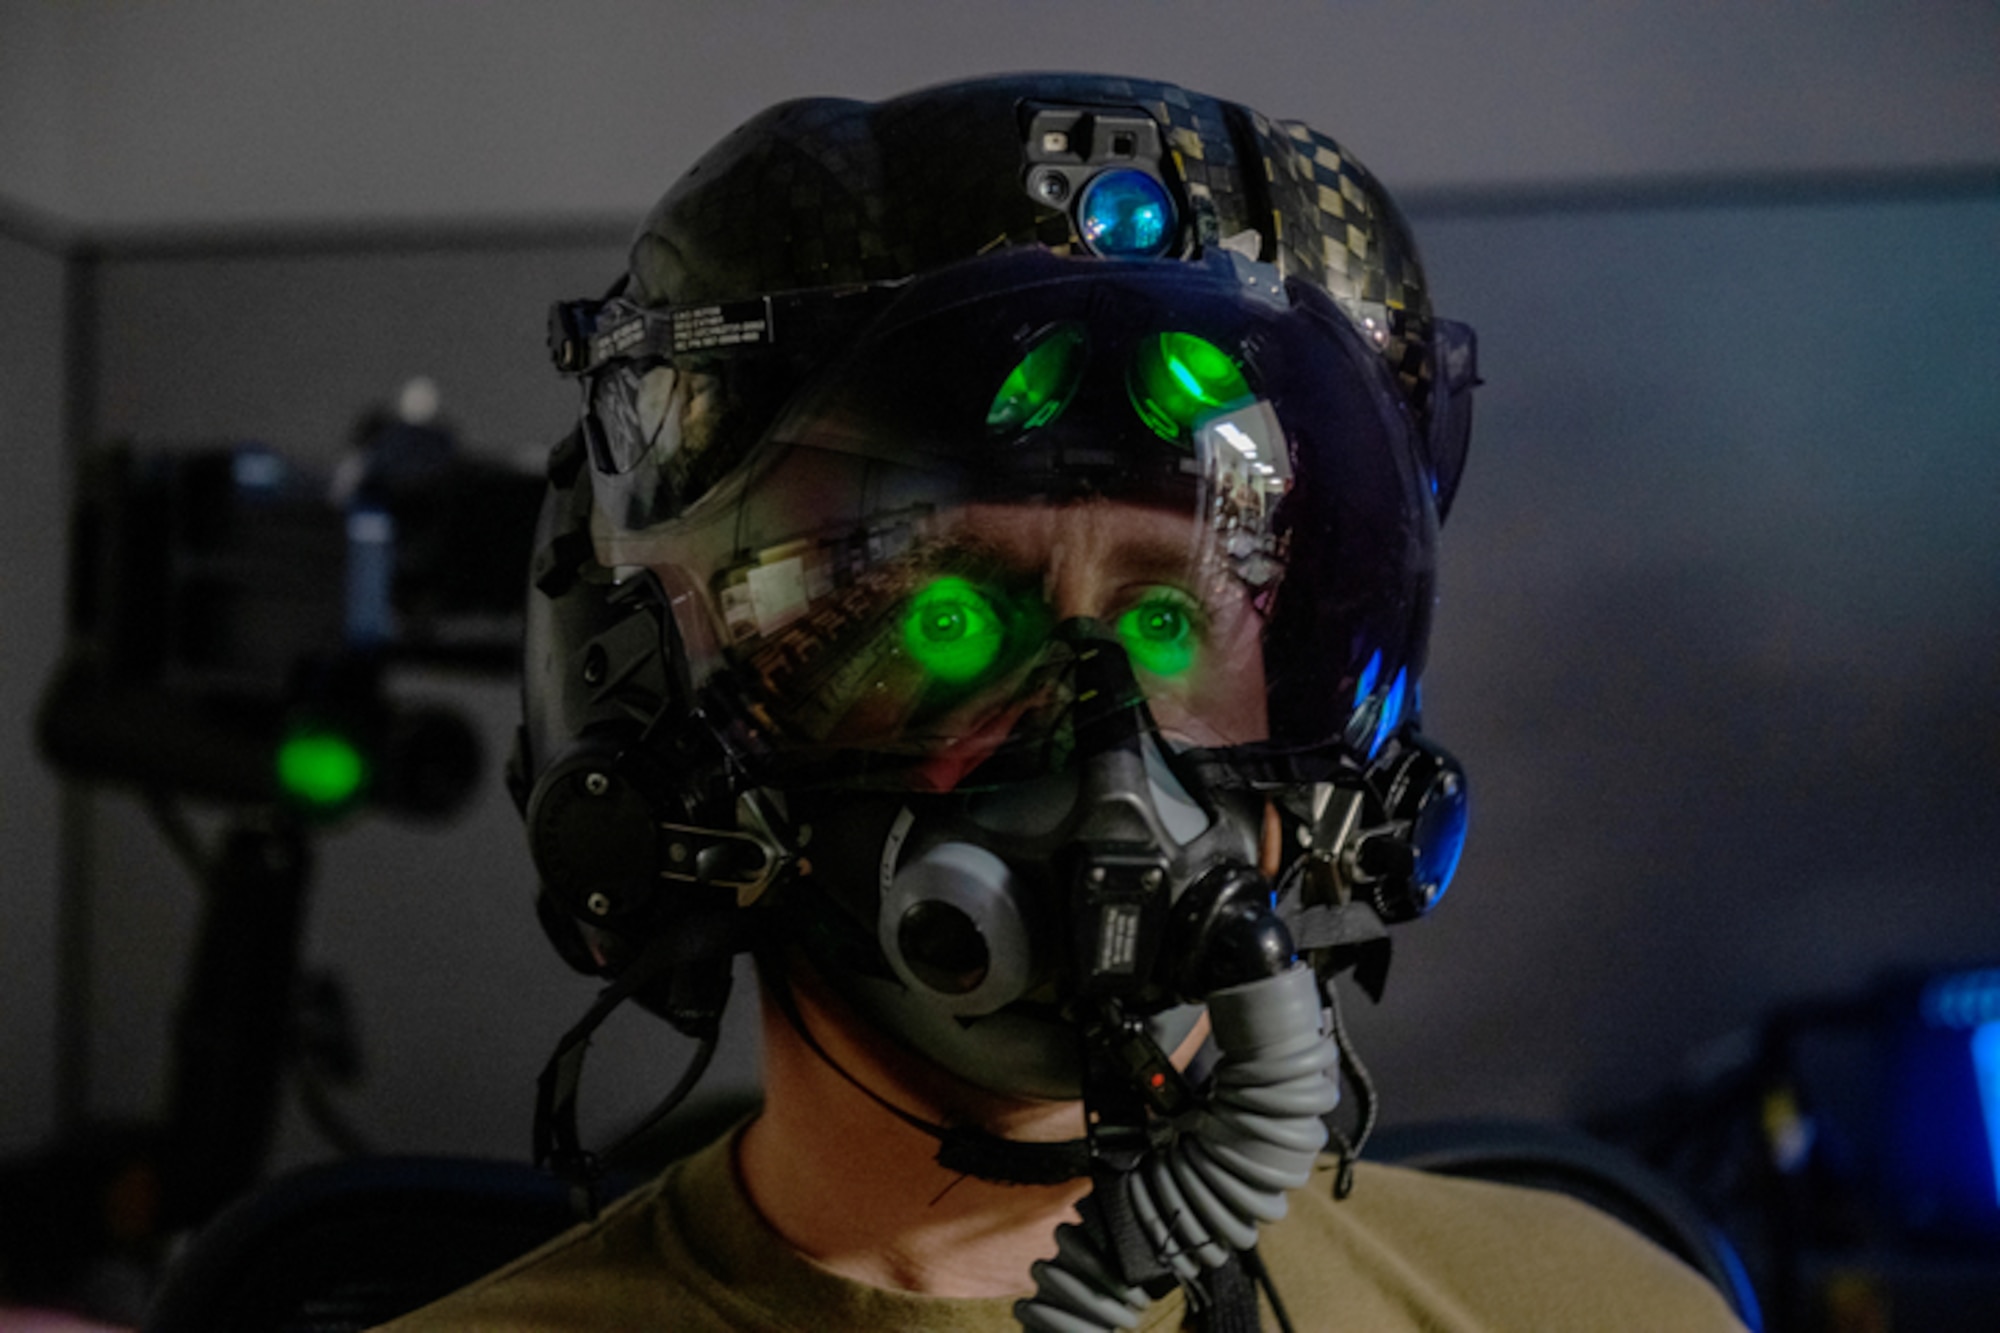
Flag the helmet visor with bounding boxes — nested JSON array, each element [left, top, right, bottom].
[[590, 249, 1438, 791]]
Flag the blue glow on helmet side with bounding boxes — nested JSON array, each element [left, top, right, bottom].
[[1352, 649, 1383, 711], [1077, 169, 1175, 258], [1411, 766, 1469, 909], [1974, 1022, 2000, 1208], [1370, 667, 1409, 760]]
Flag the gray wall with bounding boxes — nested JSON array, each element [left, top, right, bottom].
[[0, 221, 69, 1156], [1357, 188, 2000, 1119], [37, 183, 1999, 1177], [0, 220, 67, 1152], [9, 2, 1996, 229]]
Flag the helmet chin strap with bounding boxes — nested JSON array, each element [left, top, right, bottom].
[[533, 917, 740, 1217], [758, 946, 1095, 1186]]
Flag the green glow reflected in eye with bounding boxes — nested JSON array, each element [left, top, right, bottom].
[[902, 577, 1006, 684], [1131, 332, 1250, 442], [1117, 597, 1197, 678], [987, 325, 1086, 435], [277, 728, 368, 810]]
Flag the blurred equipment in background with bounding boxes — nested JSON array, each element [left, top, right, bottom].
[[44, 376, 538, 814], [5, 385, 544, 1322], [1596, 964, 2000, 1333]]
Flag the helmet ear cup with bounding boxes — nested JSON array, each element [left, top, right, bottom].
[[1348, 734, 1469, 923], [525, 735, 675, 928]]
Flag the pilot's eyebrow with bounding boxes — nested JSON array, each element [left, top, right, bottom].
[[1094, 531, 1211, 585], [918, 527, 1219, 597], [906, 532, 1013, 572]]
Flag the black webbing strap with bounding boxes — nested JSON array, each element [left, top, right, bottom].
[[1196, 1253, 1263, 1333], [532, 914, 742, 1217], [1280, 898, 1388, 952], [1076, 1167, 1176, 1295]]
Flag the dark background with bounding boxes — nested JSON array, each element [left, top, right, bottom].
[[2, 2, 1996, 1214]]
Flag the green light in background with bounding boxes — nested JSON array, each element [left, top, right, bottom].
[[276, 728, 368, 810]]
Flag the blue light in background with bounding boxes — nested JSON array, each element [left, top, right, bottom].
[[1921, 967, 2000, 1030], [1973, 1021, 2000, 1208], [231, 443, 287, 492]]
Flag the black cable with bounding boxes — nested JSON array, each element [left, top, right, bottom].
[[533, 929, 721, 1217], [1321, 977, 1377, 1200], [1243, 1245, 1299, 1333]]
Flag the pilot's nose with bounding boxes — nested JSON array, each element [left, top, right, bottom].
[[1037, 524, 1112, 622]]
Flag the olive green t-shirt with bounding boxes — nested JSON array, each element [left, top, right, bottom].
[[379, 1130, 1748, 1332]]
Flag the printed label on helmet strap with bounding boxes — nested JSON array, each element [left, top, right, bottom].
[[672, 299, 773, 354]]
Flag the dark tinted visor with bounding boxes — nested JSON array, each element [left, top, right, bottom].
[[591, 248, 1439, 790]]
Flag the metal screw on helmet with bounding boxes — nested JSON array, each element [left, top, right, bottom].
[[1030, 168, 1070, 205], [585, 891, 612, 917], [583, 771, 611, 797]]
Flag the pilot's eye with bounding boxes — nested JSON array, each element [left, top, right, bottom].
[[1116, 593, 1199, 678], [902, 576, 1007, 684]]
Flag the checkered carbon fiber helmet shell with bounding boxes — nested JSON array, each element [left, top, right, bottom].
[[618, 74, 1460, 497], [517, 73, 1475, 1098]]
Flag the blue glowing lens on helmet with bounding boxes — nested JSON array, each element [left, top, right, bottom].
[[1077, 169, 1175, 258]]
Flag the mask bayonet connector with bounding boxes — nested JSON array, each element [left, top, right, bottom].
[[1300, 781, 1365, 906], [660, 790, 797, 907]]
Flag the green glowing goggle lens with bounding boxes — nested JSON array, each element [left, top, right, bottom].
[[986, 324, 1087, 435], [1129, 331, 1250, 443], [985, 327, 1252, 446]]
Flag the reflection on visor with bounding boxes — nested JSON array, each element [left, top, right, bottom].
[[1129, 332, 1251, 444], [1116, 594, 1198, 678], [985, 324, 1087, 435], [692, 494, 1269, 790], [586, 249, 1438, 786], [902, 576, 1008, 684]]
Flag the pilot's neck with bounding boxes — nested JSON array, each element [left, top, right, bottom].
[[735, 967, 1089, 1298]]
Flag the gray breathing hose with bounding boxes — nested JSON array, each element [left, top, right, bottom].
[[1016, 963, 1340, 1331]]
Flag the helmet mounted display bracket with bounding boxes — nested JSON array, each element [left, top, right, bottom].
[[1017, 102, 1189, 260]]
